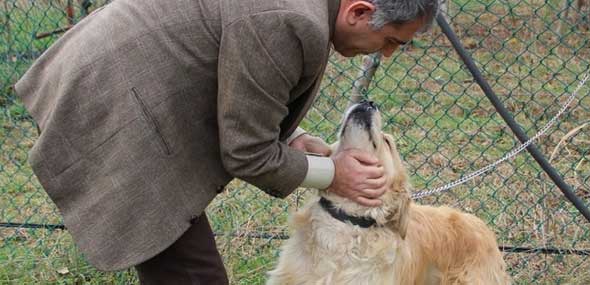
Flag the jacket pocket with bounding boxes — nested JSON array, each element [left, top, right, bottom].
[[130, 87, 172, 155]]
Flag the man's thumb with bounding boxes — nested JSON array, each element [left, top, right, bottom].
[[316, 143, 332, 156]]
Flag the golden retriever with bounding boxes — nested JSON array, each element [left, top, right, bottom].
[[267, 100, 511, 284]]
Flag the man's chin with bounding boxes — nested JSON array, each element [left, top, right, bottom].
[[335, 48, 375, 58], [335, 49, 360, 58]]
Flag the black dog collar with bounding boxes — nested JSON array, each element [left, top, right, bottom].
[[319, 197, 378, 228]]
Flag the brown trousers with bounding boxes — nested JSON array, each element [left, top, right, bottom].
[[135, 214, 228, 285]]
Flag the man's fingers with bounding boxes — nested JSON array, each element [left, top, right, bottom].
[[363, 175, 387, 189], [355, 196, 383, 207], [291, 134, 332, 156], [348, 149, 379, 165], [362, 165, 385, 179], [361, 185, 388, 199]]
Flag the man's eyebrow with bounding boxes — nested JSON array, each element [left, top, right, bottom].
[[388, 36, 408, 45]]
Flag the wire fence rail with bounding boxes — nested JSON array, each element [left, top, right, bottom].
[[1, 0, 590, 284]]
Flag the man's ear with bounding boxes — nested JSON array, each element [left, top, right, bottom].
[[343, 1, 376, 25]]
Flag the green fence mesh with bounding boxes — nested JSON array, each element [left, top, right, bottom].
[[1, 0, 589, 284]]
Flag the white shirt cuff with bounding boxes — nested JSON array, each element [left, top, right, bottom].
[[300, 155, 334, 190], [285, 127, 307, 145]]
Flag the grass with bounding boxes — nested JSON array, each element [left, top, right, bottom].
[[1, 0, 590, 284]]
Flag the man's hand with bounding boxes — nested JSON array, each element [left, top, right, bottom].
[[289, 135, 386, 207], [289, 133, 331, 156], [327, 149, 387, 207]]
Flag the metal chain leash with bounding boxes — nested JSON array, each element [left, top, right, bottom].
[[412, 72, 590, 199]]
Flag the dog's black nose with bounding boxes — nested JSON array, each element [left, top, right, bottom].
[[346, 99, 379, 130], [358, 99, 376, 110]]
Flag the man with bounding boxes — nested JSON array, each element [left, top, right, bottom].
[[15, 0, 438, 283]]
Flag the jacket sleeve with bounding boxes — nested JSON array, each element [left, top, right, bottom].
[[217, 12, 321, 198]]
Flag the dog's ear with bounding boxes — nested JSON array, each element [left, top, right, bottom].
[[385, 181, 411, 239], [382, 133, 411, 238], [396, 193, 411, 239]]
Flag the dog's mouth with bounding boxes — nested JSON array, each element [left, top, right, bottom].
[[338, 100, 383, 152], [346, 100, 378, 127]]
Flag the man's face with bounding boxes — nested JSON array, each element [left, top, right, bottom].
[[333, 1, 426, 58]]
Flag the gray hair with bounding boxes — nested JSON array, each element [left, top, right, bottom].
[[368, 0, 440, 32]]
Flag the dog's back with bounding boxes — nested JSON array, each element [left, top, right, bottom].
[[394, 204, 511, 284]]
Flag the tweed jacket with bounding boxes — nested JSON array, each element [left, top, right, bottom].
[[15, 0, 340, 270]]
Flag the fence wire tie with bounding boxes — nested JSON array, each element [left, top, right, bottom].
[[412, 72, 590, 199]]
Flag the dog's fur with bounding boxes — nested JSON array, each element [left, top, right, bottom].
[[267, 102, 511, 285]]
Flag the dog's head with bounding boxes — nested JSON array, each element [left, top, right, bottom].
[[331, 100, 411, 238]]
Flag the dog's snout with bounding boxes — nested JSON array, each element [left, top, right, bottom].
[[342, 99, 381, 135], [358, 100, 376, 110]]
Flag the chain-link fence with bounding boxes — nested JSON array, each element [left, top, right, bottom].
[[1, 0, 589, 284]]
